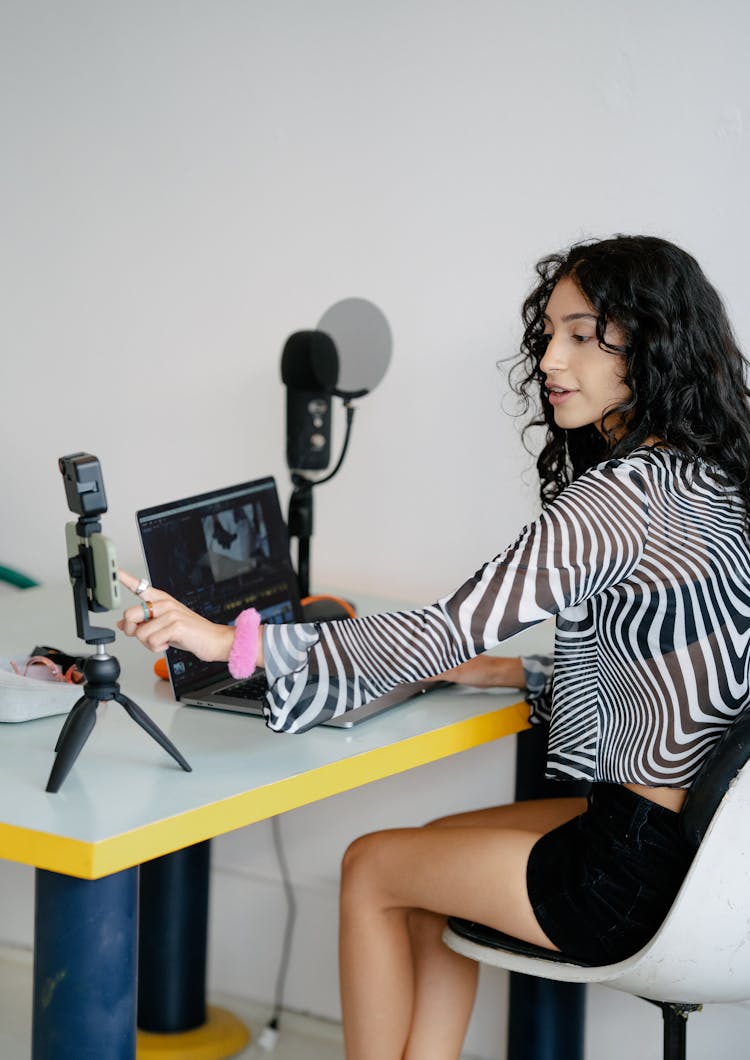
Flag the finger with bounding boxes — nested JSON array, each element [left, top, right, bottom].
[[120, 589, 169, 627], [123, 599, 152, 622], [135, 609, 212, 657], [118, 615, 151, 640], [118, 568, 169, 601], [120, 610, 145, 636], [134, 622, 166, 652], [120, 597, 160, 636], [118, 569, 143, 593], [134, 612, 180, 654]]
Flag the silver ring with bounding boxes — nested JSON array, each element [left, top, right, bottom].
[[140, 599, 152, 622], [135, 578, 150, 596]]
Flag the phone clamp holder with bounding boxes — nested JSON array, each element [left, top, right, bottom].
[[47, 455, 191, 793]]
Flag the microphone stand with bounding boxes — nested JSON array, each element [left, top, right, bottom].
[[288, 400, 356, 600], [46, 514, 191, 793]]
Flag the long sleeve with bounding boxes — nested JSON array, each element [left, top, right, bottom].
[[261, 458, 649, 732]]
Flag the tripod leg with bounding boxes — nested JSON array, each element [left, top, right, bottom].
[[46, 698, 98, 793], [114, 693, 192, 773], [54, 697, 80, 751]]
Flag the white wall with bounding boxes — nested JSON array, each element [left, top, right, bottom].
[[2, 2, 750, 1057]]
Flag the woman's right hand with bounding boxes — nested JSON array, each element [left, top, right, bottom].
[[433, 654, 526, 689], [117, 569, 235, 662]]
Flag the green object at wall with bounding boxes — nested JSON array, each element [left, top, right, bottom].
[[0, 566, 39, 589]]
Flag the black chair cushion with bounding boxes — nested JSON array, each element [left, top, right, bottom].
[[447, 917, 595, 967]]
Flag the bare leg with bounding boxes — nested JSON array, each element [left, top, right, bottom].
[[404, 908, 478, 1060], [339, 797, 585, 1060]]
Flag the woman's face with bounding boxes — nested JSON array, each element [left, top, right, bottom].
[[540, 276, 630, 436]]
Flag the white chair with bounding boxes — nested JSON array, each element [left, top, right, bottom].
[[443, 711, 750, 1060]]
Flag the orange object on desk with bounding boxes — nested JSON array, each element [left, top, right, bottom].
[[301, 594, 357, 620], [154, 658, 169, 681]]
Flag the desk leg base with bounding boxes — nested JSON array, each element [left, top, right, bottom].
[[136, 1005, 251, 1059]]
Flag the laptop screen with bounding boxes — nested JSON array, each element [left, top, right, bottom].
[[136, 476, 301, 697]]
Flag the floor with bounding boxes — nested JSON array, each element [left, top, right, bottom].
[[0, 943, 345, 1060]]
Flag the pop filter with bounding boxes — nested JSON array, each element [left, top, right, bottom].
[[317, 298, 392, 399]]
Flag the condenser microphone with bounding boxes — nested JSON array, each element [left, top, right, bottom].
[[281, 330, 339, 471]]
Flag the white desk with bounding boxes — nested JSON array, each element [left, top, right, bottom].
[[0, 585, 538, 1058]]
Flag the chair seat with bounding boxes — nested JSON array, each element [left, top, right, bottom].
[[447, 918, 594, 967]]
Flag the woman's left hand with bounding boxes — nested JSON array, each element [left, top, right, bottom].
[[117, 569, 235, 662]]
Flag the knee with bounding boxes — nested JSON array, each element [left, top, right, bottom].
[[340, 832, 383, 902]]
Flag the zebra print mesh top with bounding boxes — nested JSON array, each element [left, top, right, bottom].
[[260, 446, 750, 787]]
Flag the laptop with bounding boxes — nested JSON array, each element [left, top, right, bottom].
[[136, 476, 443, 727]]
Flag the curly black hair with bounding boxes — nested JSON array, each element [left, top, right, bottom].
[[511, 234, 750, 515]]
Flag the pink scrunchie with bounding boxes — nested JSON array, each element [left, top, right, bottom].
[[228, 608, 261, 679]]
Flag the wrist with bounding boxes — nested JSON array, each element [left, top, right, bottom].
[[499, 656, 526, 689], [218, 625, 236, 662]]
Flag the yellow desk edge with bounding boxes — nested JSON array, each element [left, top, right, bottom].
[[0, 700, 531, 880]]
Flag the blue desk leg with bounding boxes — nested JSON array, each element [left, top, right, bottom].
[[136, 841, 250, 1058], [32, 865, 138, 1060], [138, 840, 210, 1031], [508, 723, 589, 1060]]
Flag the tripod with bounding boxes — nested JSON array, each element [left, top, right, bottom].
[[47, 483, 191, 793], [46, 644, 191, 793]]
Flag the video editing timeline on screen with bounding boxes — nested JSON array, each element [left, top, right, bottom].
[[138, 481, 298, 690]]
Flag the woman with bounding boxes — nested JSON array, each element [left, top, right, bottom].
[[119, 235, 750, 1060]]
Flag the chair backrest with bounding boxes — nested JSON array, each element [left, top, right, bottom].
[[681, 709, 750, 846]]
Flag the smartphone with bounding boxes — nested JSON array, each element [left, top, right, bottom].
[[65, 522, 121, 610]]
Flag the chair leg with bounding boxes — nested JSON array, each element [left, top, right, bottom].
[[643, 1001, 701, 1060]]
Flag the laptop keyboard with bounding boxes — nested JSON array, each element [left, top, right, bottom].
[[214, 673, 270, 701]]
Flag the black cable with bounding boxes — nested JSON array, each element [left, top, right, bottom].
[[268, 403, 355, 1035], [293, 401, 357, 491], [265, 402, 357, 1045]]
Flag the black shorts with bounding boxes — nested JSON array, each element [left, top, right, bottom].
[[526, 783, 695, 965]]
